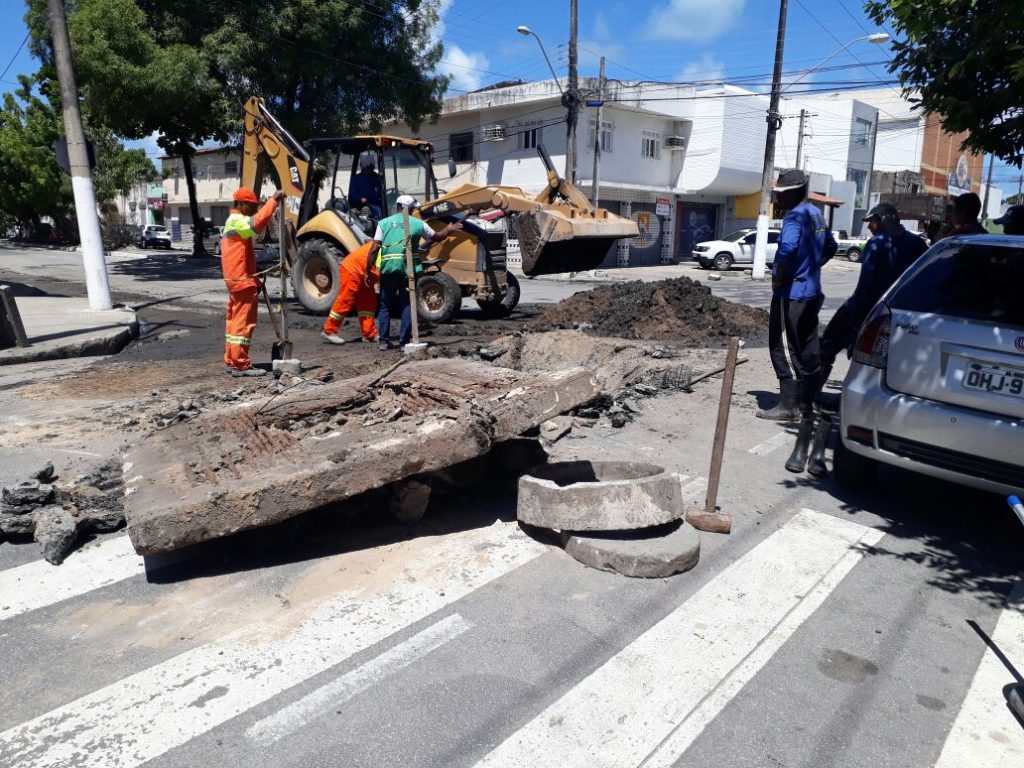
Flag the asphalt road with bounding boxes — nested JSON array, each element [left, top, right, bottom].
[[0, 245, 1020, 768]]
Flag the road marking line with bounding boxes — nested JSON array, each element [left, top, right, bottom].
[[246, 613, 474, 746], [748, 432, 792, 456], [0, 536, 145, 621], [933, 582, 1024, 768], [0, 522, 544, 768], [473, 510, 883, 768]]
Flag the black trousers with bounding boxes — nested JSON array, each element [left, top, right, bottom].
[[768, 293, 824, 381], [818, 301, 862, 370]]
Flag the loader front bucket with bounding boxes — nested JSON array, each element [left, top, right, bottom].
[[515, 207, 639, 276]]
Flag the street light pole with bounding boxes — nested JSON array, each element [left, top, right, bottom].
[[750, 0, 789, 281], [591, 56, 606, 206], [566, 0, 579, 183]]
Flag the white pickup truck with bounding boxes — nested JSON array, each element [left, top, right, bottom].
[[834, 230, 868, 263]]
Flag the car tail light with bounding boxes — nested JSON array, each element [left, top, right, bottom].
[[846, 425, 874, 446], [852, 302, 891, 369]]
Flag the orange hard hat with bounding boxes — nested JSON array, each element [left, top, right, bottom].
[[233, 187, 259, 204]]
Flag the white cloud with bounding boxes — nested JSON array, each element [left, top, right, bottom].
[[440, 44, 491, 92], [645, 0, 745, 41], [676, 54, 726, 84], [593, 12, 611, 41]]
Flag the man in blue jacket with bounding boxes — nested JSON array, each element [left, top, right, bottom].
[[757, 169, 837, 424]]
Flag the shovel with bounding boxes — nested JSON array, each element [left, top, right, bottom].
[[259, 279, 292, 361]]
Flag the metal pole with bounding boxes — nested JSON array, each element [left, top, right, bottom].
[[402, 208, 420, 345], [795, 108, 806, 170], [47, 0, 112, 311], [591, 56, 605, 206], [565, 0, 579, 183], [982, 154, 994, 221], [751, 0, 789, 281]]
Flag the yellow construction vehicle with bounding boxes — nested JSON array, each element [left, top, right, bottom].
[[241, 96, 637, 322]]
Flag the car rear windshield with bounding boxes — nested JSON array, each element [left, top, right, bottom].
[[888, 241, 1024, 327]]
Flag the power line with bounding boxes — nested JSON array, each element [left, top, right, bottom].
[[0, 33, 28, 82]]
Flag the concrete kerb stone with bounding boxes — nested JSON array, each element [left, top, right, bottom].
[[516, 460, 684, 532], [562, 521, 701, 578]]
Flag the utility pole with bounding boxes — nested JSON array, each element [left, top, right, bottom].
[[46, 0, 112, 311], [982, 154, 994, 221], [751, 0, 789, 281], [794, 108, 807, 170], [591, 56, 605, 206], [565, 0, 579, 183]]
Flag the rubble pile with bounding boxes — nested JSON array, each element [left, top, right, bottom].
[[532, 277, 769, 345], [0, 461, 126, 564]]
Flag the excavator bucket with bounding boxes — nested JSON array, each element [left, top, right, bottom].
[[515, 208, 637, 276], [515, 145, 639, 276]]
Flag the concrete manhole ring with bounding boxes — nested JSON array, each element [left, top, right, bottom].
[[516, 460, 683, 532], [562, 521, 700, 578]]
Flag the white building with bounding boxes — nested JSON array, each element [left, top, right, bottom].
[[161, 146, 242, 240], [392, 80, 771, 265]]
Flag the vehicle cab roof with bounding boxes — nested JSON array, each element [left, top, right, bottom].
[[305, 135, 434, 155]]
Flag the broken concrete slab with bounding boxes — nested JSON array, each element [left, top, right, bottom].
[[33, 506, 86, 565], [123, 358, 599, 554], [517, 461, 684, 532], [389, 479, 431, 524], [540, 416, 572, 443], [562, 521, 700, 578], [0, 510, 36, 537]]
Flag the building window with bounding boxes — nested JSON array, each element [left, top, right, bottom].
[[224, 160, 238, 176], [847, 167, 868, 207], [588, 120, 614, 153], [642, 130, 660, 159], [174, 176, 179, 196], [449, 132, 474, 163], [853, 118, 872, 146], [518, 121, 542, 150]]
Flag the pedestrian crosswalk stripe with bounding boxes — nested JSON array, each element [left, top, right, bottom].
[[748, 431, 792, 456], [473, 509, 884, 768], [933, 581, 1024, 767], [0, 522, 546, 768], [0, 536, 145, 622], [246, 612, 474, 746]]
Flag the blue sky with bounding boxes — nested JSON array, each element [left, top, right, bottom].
[[2, 0, 1021, 194]]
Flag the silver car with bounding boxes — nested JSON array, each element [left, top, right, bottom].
[[836, 235, 1024, 495]]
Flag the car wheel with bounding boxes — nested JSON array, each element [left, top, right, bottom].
[[846, 248, 861, 263], [834, 439, 878, 489], [477, 271, 520, 317], [417, 272, 461, 324], [713, 253, 734, 271], [292, 239, 343, 313]]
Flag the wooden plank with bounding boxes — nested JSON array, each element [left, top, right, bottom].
[[123, 360, 597, 554]]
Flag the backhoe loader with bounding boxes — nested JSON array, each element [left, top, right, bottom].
[[241, 96, 638, 322]]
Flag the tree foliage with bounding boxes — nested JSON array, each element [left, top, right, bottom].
[[866, 0, 1024, 166]]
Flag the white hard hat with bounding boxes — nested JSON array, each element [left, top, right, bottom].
[[396, 194, 418, 209]]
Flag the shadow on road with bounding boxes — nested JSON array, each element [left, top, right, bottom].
[[108, 253, 223, 282]]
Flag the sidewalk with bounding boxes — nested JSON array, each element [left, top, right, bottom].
[[0, 296, 137, 365]]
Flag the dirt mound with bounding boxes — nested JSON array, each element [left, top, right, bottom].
[[532, 277, 768, 346]]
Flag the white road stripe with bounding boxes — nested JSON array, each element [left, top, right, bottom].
[[474, 509, 883, 768], [933, 582, 1024, 767], [246, 613, 474, 746], [0, 536, 145, 621], [748, 431, 792, 456], [0, 522, 545, 768]]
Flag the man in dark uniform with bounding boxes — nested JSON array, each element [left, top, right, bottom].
[[994, 204, 1024, 235], [757, 169, 837, 425]]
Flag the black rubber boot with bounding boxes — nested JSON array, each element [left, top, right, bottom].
[[785, 413, 816, 473], [813, 364, 838, 412], [807, 415, 832, 477], [756, 379, 800, 421]]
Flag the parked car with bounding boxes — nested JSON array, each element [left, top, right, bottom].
[[138, 224, 172, 249], [836, 235, 1024, 496], [201, 226, 224, 255], [834, 230, 868, 262], [693, 229, 780, 270]]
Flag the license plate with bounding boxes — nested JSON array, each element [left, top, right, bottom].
[[962, 361, 1024, 399]]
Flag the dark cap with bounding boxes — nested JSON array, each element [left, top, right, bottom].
[[994, 204, 1024, 228], [774, 168, 808, 192], [863, 202, 899, 223]]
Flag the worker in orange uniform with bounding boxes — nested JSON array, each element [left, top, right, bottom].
[[221, 187, 285, 376], [321, 241, 379, 344]]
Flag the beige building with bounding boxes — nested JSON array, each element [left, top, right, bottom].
[[161, 146, 241, 233]]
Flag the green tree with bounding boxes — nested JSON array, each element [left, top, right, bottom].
[[26, 0, 449, 255], [866, 0, 1024, 166]]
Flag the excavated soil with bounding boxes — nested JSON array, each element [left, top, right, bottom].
[[532, 277, 768, 346]]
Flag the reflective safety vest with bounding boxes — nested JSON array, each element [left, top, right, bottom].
[[221, 199, 278, 289], [376, 214, 426, 276]]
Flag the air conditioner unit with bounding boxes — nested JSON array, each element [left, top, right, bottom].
[[665, 136, 687, 150], [483, 124, 507, 141]]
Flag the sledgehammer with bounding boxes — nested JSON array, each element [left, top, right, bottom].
[[685, 336, 740, 535]]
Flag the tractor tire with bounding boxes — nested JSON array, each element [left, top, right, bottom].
[[846, 248, 862, 263], [292, 239, 343, 314], [477, 272, 521, 317], [713, 252, 734, 271], [417, 272, 462, 324]]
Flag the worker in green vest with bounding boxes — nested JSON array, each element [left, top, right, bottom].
[[371, 195, 461, 349]]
